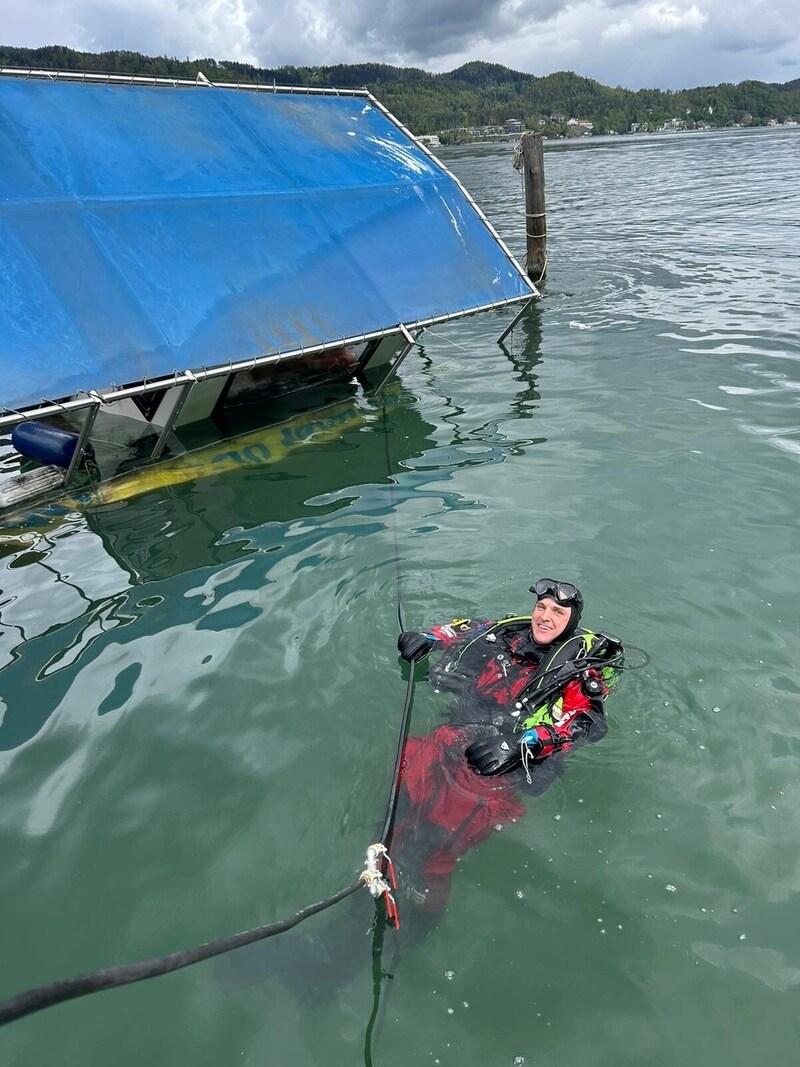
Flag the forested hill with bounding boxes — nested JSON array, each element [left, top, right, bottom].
[[2, 45, 799, 136]]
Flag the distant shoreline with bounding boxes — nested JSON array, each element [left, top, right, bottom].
[[433, 124, 800, 153], [1, 47, 798, 140]]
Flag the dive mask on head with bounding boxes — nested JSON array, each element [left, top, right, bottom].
[[529, 578, 584, 613]]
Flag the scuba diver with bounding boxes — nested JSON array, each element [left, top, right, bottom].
[[390, 578, 624, 914], [217, 578, 623, 1001]]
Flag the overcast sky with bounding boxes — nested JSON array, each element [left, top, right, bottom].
[[1, 0, 798, 90]]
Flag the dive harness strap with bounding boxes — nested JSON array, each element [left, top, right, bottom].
[[514, 630, 623, 731]]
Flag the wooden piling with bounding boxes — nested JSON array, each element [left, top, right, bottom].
[[520, 132, 547, 284]]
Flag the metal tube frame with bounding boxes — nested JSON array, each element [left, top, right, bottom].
[[150, 374, 197, 460], [0, 295, 530, 430], [63, 399, 100, 488], [370, 324, 417, 396], [497, 298, 533, 346], [0, 68, 371, 97]]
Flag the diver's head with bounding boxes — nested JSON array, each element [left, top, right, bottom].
[[528, 578, 583, 646]]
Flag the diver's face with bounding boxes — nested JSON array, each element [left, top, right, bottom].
[[531, 597, 571, 644]]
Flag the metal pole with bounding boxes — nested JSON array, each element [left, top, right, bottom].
[[497, 298, 533, 346], [150, 376, 196, 460], [63, 400, 101, 488], [0, 295, 530, 431], [371, 325, 417, 396]]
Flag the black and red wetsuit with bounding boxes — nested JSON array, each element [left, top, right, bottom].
[[215, 616, 619, 997], [393, 616, 612, 914]]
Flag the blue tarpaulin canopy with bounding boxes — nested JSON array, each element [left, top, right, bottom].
[[0, 72, 533, 417]]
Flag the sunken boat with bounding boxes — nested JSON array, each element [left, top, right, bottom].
[[0, 67, 534, 511]]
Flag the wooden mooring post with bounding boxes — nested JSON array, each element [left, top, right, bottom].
[[520, 132, 547, 284]]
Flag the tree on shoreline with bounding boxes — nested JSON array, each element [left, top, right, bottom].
[[1, 45, 798, 136]]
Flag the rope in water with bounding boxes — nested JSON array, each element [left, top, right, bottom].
[[0, 675, 414, 1030], [0, 658, 413, 1032], [0, 882, 364, 1026]]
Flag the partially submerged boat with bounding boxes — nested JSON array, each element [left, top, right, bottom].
[[0, 376, 436, 583], [0, 67, 534, 511]]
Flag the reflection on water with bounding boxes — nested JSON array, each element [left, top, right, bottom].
[[0, 333, 547, 753]]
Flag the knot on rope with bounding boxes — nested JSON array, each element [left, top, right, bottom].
[[360, 844, 400, 928]]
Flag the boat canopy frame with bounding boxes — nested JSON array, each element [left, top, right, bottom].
[[0, 306, 526, 432], [0, 68, 536, 434]]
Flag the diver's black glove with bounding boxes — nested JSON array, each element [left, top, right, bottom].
[[397, 631, 434, 663], [465, 731, 522, 776]]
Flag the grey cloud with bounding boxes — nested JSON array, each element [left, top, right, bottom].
[[77, 3, 167, 51], [572, 31, 797, 90], [0, 0, 258, 65], [323, 0, 570, 62], [714, 30, 797, 57], [1, 0, 799, 90], [602, 0, 640, 7]]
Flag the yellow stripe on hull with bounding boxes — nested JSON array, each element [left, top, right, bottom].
[[92, 398, 363, 507]]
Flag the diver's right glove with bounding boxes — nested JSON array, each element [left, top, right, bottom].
[[465, 731, 522, 776], [397, 631, 434, 663]]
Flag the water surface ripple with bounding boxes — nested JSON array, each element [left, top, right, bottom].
[[1, 126, 800, 1066]]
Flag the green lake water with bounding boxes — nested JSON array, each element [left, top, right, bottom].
[[1, 125, 800, 1065]]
